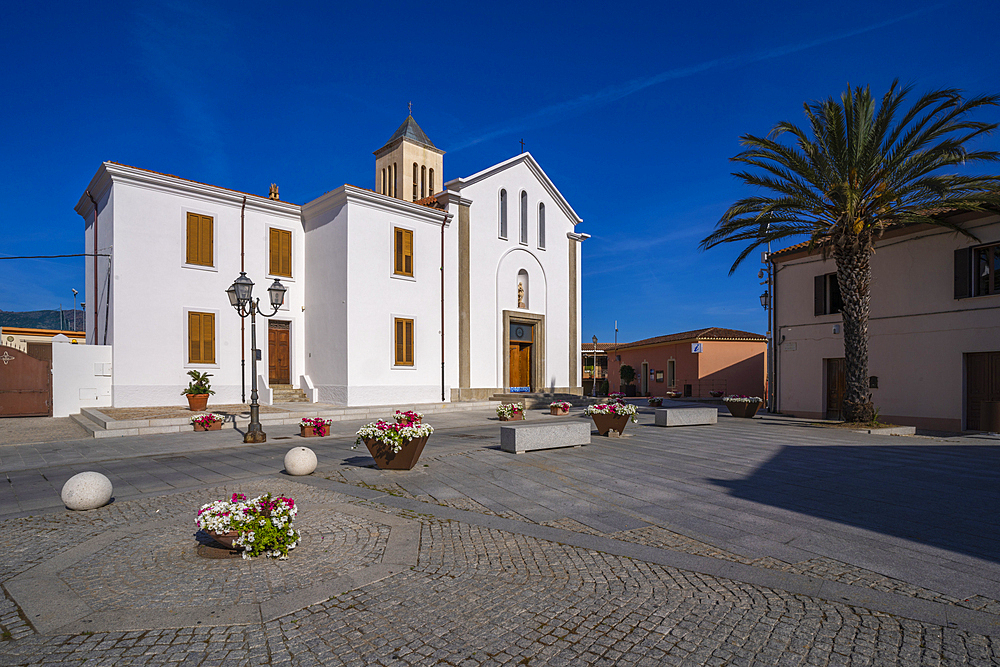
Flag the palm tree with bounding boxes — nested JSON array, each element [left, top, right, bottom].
[[701, 81, 1000, 422]]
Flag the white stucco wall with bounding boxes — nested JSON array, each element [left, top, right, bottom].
[[774, 214, 1000, 430], [51, 343, 113, 417], [75, 164, 305, 408]]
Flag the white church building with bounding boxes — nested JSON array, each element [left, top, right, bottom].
[[74, 116, 587, 407]]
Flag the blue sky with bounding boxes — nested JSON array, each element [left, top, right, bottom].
[[2, 0, 998, 345]]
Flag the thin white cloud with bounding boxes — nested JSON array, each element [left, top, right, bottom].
[[451, 5, 940, 152]]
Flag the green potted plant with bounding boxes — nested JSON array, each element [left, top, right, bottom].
[[182, 370, 215, 412]]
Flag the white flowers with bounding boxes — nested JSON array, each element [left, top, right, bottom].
[[496, 403, 524, 419], [585, 403, 639, 423], [356, 417, 434, 453], [549, 401, 572, 410], [724, 395, 762, 403], [196, 492, 299, 560]]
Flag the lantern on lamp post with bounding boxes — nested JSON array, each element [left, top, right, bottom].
[[226, 271, 287, 443]]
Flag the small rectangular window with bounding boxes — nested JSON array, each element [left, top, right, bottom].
[[519, 191, 528, 244], [538, 203, 546, 249], [394, 317, 414, 366], [188, 311, 216, 364], [394, 228, 413, 276], [813, 273, 843, 315], [185, 213, 213, 267], [973, 243, 1000, 297], [269, 228, 292, 277], [655, 370, 664, 383]]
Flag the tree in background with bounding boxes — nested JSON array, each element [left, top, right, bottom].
[[701, 81, 1000, 422]]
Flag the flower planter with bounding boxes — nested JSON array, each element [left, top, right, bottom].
[[648, 399, 663, 407], [193, 420, 223, 431], [499, 414, 525, 421], [591, 413, 630, 436], [300, 424, 330, 437], [363, 436, 429, 470], [206, 530, 240, 549], [549, 406, 569, 416], [725, 400, 762, 419], [186, 394, 209, 412]]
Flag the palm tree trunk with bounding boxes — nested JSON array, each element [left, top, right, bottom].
[[833, 246, 875, 423]]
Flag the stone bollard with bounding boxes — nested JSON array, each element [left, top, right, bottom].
[[61, 471, 113, 510], [284, 447, 318, 476]]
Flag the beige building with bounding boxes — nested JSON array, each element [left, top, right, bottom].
[[374, 116, 445, 203], [771, 211, 1000, 431]]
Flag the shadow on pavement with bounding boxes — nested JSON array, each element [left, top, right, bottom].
[[710, 444, 1000, 563]]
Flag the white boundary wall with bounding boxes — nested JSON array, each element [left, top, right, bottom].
[[52, 343, 113, 417]]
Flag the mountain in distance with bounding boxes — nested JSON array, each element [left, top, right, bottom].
[[0, 309, 86, 331]]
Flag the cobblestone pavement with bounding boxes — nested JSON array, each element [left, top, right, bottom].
[[0, 409, 998, 664], [0, 487, 997, 665], [0, 416, 90, 446]]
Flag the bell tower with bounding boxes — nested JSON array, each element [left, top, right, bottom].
[[374, 111, 445, 202]]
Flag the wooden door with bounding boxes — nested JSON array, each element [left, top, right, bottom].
[[967, 352, 1000, 430], [268, 322, 290, 385], [0, 348, 51, 416], [509, 343, 531, 390], [825, 358, 846, 421]]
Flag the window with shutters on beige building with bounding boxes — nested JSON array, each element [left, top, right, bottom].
[[187, 311, 216, 364], [185, 212, 214, 267], [269, 228, 292, 277]]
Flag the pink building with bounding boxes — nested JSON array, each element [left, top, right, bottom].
[[770, 211, 1000, 431], [608, 328, 766, 398]]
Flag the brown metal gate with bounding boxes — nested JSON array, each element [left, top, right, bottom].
[[0, 347, 52, 416], [825, 357, 846, 421], [966, 351, 1000, 431]]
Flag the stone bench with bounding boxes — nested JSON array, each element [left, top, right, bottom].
[[654, 407, 717, 427], [500, 420, 592, 453]]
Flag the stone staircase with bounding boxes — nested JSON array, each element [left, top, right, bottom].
[[489, 392, 593, 409], [271, 384, 309, 403]]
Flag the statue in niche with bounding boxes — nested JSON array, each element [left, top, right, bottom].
[[517, 282, 526, 309]]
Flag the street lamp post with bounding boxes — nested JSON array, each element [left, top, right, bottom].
[[759, 258, 773, 413], [592, 335, 598, 397], [71, 289, 79, 331], [226, 271, 287, 443]]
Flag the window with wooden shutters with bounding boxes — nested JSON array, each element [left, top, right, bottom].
[[269, 228, 292, 277], [188, 311, 216, 364], [394, 317, 414, 366], [394, 227, 413, 277], [813, 273, 843, 315], [185, 213, 214, 266]]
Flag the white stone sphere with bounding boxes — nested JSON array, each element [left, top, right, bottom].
[[284, 447, 317, 476], [61, 471, 113, 510]]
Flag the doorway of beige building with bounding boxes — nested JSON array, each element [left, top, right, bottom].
[[825, 358, 845, 421], [268, 321, 290, 385], [966, 351, 1000, 431]]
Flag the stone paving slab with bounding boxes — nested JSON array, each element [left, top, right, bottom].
[[0, 409, 998, 664]]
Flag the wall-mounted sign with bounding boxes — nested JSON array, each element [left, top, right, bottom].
[[510, 386, 530, 393], [691, 343, 703, 353]]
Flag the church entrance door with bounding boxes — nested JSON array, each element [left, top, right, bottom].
[[509, 343, 531, 391], [268, 321, 290, 385]]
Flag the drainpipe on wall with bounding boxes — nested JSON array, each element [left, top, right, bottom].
[[240, 197, 247, 403], [441, 213, 446, 402], [86, 190, 99, 345]]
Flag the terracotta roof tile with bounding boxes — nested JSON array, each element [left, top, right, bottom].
[[612, 328, 765, 350]]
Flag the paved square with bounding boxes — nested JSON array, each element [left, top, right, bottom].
[[0, 406, 997, 665]]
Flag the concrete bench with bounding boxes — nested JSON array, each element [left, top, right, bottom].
[[654, 407, 717, 427], [500, 420, 591, 453]]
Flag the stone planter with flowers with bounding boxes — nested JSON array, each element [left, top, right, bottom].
[[356, 414, 434, 470], [585, 403, 639, 436], [549, 401, 572, 416], [496, 403, 525, 421], [195, 492, 300, 559], [647, 397, 663, 407], [299, 418, 331, 437], [191, 413, 224, 431], [724, 395, 763, 418]]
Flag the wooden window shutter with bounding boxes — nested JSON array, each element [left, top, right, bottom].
[[202, 216, 213, 267], [395, 229, 404, 273], [405, 319, 413, 363], [189, 312, 202, 363], [955, 248, 972, 299], [186, 213, 200, 265], [403, 230, 413, 275], [186, 213, 213, 266], [280, 230, 291, 277], [202, 313, 215, 363], [814, 274, 826, 316], [395, 319, 405, 364], [270, 228, 281, 275]]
